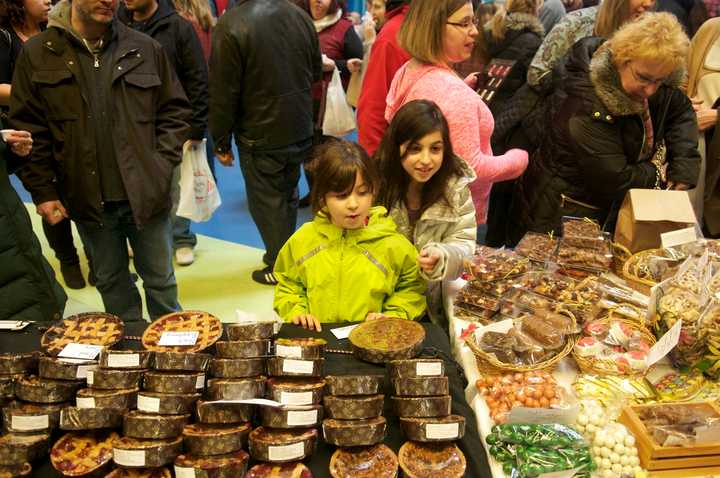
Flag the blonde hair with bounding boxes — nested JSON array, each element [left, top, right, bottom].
[[594, 0, 638, 37], [488, 0, 541, 41], [172, 0, 215, 31], [608, 12, 688, 71], [398, 0, 469, 65]]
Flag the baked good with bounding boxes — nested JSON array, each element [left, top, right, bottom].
[[562, 218, 601, 238], [112, 436, 183, 468], [322, 416, 386, 447], [174, 450, 250, 478], [209, 358, 265, 378], [75, 387, 138, 410], [0, 463, 31, 478], [349, 318, 425, 364], [14, 376, 81, 403], [206, 377, 266, 401], [323, 394, 384, 420], [88, 368, 144, 390], [59, 406, 123, 430], [324, 375, 383, 396], [123, 411, 190, 439], [274, 338, 326, 360], [398, 441, 466, 478], [0, 433, 49, 465], [0, 374, 23, 399], [152, 352, 211, 372], [143, 371, 205, 394], [226, 322, 276, 341], [0, 353, 37, 375], [38, 357, 97, 381], [329, 444, 398, 478], [248, 427, 317, 463], [136, 391, 200, 415], [2, 401, 63, 433], [399, 415, 466, 442], [182, 422, 251, 456], [266, 378, 325, 406], [464, 249, 531, 282], [50, 431, 117, 477], [214, 340, 271, 359], [515, 232, 558, 263], [98, 350, 152, 369], [104, 468, 171, 478], [392, 377, 449, 397], [246, 462, 313, 478], [195, 400, 254, 424], [41, 312, 123, 357], [142, 311, 222, 353], [260, 405, 323, 428], [392, 396, 452, 418], [388, 359, 444, 379], [266, 358, 324, 377]]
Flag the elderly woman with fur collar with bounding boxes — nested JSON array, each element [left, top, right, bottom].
[[509, 12, 700, 243]]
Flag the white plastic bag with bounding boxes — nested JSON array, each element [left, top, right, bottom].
[[176, 139, 221, 222], [322, 67, 357, 137]]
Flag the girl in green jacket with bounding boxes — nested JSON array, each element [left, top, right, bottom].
[[273, 139, 427, 331]]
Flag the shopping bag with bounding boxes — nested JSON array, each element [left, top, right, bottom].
[[176, 139, 221, 222], [322, 67, 357, 137]]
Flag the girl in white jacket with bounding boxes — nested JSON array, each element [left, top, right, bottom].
[[376, 99, 477, 328]]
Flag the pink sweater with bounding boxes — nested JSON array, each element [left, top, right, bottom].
[[385, 62, 528, 224]]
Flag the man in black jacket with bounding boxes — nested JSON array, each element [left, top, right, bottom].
[[210, 0, 322, 285], [119, 0, 208, 267], [9, 0, 191, 321]]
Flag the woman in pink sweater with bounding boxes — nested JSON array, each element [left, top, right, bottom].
[[385, 0, 528, 224]]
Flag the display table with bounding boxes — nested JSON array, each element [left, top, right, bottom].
[[2, 320, 490, 477]]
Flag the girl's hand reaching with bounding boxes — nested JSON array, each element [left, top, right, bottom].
[[418, 249, 440, 274], [292, 314, 322, 332]]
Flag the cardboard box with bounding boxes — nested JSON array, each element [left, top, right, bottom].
[[614, 189, 698, 253]]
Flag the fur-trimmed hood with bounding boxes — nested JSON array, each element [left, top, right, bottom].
[[483, 12, 544, 57], [504, 12, 544, 37]]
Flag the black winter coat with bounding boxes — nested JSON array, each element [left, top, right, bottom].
[[509, 38, 700, 243], [0, 121, 66, 322], [118, 0, 208, 141]]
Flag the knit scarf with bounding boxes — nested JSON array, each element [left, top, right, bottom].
[[313, 9, 342, 33]]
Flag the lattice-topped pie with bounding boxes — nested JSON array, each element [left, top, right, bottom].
[[105, 468, 171, 478], [41, 313, 123, 357], [142, 311, 222, 353], [50, 431, 117, 477]]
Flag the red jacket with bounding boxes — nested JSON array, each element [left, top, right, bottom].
[[357, 5, 410, 156]]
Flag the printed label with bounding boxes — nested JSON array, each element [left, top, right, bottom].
[[107, 353, 140, 368], [426, 423, 460, 440], [113, 448, 146, 467], [416, 362, 443, 377], [647, 319, 682, 367], [661, 226, 697, 249], [85, 369, 95, 384], [196, 374, 205, 389], [174, 466, 196, 478], [507, 406, 577, 425], [11, 415, 49, 431], [275, 344, 302, 359], [330, 324, 359, 339], [287, 409, 318, 426], [137, 394, 161, 413], [58, 343, 103, 360], [268, 442, 305, 461], [279, 391, 314, 406], [77, 364, 97, 380], [158, 331, 199, 346], [282, 359, 314, 375], [76, 397, 96, 409]]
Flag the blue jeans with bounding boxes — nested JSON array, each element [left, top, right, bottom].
[[76, 202, 181, 321]]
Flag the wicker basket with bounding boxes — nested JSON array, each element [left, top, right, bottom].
[[622, 248, 665, 295], [572, 316, 656, 377], [612, 242, 632, 276]]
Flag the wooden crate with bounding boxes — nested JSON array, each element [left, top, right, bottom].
[[648, 465, 720, 477], [619, 401, 720, 471]]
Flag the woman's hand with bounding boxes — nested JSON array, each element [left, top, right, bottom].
[[464, 72, 480, 90], [2, 129, 32, 157], [696, 107, 718, 132], [322, 54, 336, 72], [418, 249, 440, 274], [347, 58, 363, 74], [366, 312, 385, 321], [292, 314, 322, 332], [363, 18, 376, 42]]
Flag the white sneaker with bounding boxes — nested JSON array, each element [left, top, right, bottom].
[[175, 247, 195, 266]]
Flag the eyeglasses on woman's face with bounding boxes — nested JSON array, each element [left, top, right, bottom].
[[446, 16, 480, 32]]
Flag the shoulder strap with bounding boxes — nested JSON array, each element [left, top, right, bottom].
[[0, 28, 11, 47]]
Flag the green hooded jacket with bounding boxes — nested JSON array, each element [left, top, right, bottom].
[[273, 206, 427, 323]]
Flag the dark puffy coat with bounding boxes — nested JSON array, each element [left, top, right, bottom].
[[509, 37, 700, 243], [0, 121, 66, 322]]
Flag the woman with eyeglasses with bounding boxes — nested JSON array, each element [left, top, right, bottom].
[[508, 13, 700, 243], [385, 0, 528, 233]]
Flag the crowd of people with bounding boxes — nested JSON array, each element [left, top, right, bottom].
[[0, 0, 717, 331]]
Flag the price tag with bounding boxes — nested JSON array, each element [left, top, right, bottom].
[[107, 353, 140, 368], [159, 331, 199, 346], [209, 398, 282, 407], [661, 227, 697, 249], [280, 391, 313, 406], [287, 409, 318, 426], [84, 369, 95, 383], [426, 423, 459, 440], [268, 442, 305, 461], [275, 345, 302, 359], [113, 449, 146, 467], [174, 466, 196, 478], [282, 359, 314, 375], [416, 362, 443, 377], [195, 374, 205, 389], [331, 324, 359, 339], [11, 415, 48, 431], [58, 343, 103, 360], [647, 319, 682, 367], [76, 397, 96, 409], [507, 406, 577, 425], [137, 395, 161, 413]]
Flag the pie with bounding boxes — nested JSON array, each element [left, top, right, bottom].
[[2, 401, 63, 433], [0, 353, 38, 375], [182, 422, 251, 456], [392, 376, 449, 397], [260, 404, 323, 429], [152, 352, 211, 372], [400, 415, 466, 442], [206, 377, 266, 401], [266, 357, 324, 377], [349, 318, 425, 364], [226, 322, 276, 341], [323, 416, 387, 447], [246, 462, 313, 478], [388, 359, 444, 379], [215, 339, 271, 359], [39, 357, 97, 381], [209, 357, 265, 378], [392, 395, 452, 418], [274, 338, 326, 359], [195, 400, 254, 424], [0, 463, 31, 478], [248, 427, 318, 463], [324, 375, 382, 396], [324, 394, 384, 420], [112, 436, 183, 468], [104, 468, 171, 478], [143, 371, 204, 394], [50, 431, 117, 476], [142, 311, 222, 353], [123, 411, 190, 440], [41, 313, 123, 357], [0, 433, 49, 466], [75, 387, 138, 410], [266, 378, 325, 406], [398, 442, 466, 478], [14, 376, 81, 403], [329, 444, 398, 478], [174, 450, 249, 476], [59, 406, 123, 430]]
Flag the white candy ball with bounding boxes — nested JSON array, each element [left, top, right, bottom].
[[601, 447, 612, 458], [594, 435, 606, 448], [601, 458, 612, 469], [630, 456, 640, 466], [611, 463, 623, 474], [587, 424, 597, 434], [619, 455, 630, 466], [624, 435, 636, 447], [634, 466, 643, 474], [602, 470, 615, 478], [614, 443, 626, 455], [577, 414, 589, 426], [609, 452, 621, 464], [622, 465, 633, 475], [629, 447, 638, 457], [592, 446, 602, 457]]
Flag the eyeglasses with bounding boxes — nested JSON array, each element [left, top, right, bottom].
[[447, 17, 480, 31], [628, 62, 665, 87]]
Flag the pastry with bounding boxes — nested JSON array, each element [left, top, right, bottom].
[[349, 318, 425, 364], [399, 415, 466, 442], [151, 352, 211, 372], [329, 444, 398, 478], [562, 218, 601, 238], [2, 401, 63, 433], [274, 338, 326, 360], [39, 357, 97, 382], [75, 387, 138, 410], [388, 359, 444, 379], [182, 422, 251, 456], [266, 378, 325, 406], [0, 374, 23, 399], [123, 411, 190, 439], [88, 368, 145, 390], [112, 436, 183, 468], [226, 322, 276, 341], [14, 375, 81, 403], [104, 468, 171, 478], [266, 357, 324, 378], [392, 376, 449, 397], [214, 340, 271, 359], [143, 371, 205, 394], [398, 442, 467, 478], [323, 394, 384, 419], [195, 400, 254, 424], [209, 358, 265, 378], [174, 450, 250, 478], [50, 431, 117, 477], [136, 391, 200, 415], [59, 406, 123, 430], [0, 353, 37, 375], [41, 312, 123, 357], [246, 462, 313, 478], [206, 377, 266, 401], [515, 232, 558, 262], [0, 463, 31, 478], [0, 433, 49, 466], [98, 350, 152, 369], [322, 416, 386, 447], [392, 395, 452, 418], [142, 311, 222, 353], [248, 427, 317, 463], [260, 404, 323, 428], [324, 375, 383, 396]]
